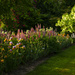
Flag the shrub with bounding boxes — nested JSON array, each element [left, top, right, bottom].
[[56, 5, 75, 33]]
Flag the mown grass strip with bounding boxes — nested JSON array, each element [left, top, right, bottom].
[[26, 45, 75, 75]]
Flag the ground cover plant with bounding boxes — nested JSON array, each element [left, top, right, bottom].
[[26, 45, 75, 75], [0, 25, 73, 75]]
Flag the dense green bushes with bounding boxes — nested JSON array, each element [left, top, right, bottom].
[[0, 0, 36, 31], [64, 0, 75, 6], [0, 0, 74, 32]]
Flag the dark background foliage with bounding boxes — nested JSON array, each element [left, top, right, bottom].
[[0, 0, 75, 32]]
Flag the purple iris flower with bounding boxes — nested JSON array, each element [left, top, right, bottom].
[[13, 46, 16, 48], [10, 49, 12, 51], [23, 45, 25, 47], [19, 38, 21, 40], [19, 42, 21, 45], [16, 43, 19, 45], [10, 41, 13, 44], [10, 37, 12, 39]]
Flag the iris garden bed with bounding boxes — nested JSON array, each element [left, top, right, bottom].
[[0, 25, 73, 75]]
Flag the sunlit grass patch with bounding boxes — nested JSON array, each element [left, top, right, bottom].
[[26, 46, 75, 75]]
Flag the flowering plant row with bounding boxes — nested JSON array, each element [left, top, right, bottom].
[[0, 25, 73, 74]]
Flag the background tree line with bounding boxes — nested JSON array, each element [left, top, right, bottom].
[[0, 0, 75, 32]]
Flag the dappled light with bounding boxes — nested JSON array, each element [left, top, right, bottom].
[[54, 67, 70, 72]]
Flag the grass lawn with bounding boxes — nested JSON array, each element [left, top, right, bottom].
[[26, 45, 75, 75]]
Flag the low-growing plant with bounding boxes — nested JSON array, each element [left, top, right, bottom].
[[56, 33, 73, 48]]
